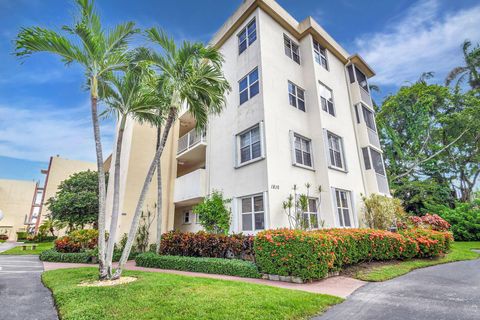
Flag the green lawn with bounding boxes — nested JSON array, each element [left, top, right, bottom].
[[0, 242, 54, 255], [42, 268, 343, 320], [354, 241, 480, 282]]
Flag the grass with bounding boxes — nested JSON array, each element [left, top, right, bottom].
[[0, 242, 54, 255], [42, 268, 343, 320], [353, 241, 480, 282]]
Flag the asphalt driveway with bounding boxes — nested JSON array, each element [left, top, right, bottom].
[[315, 258, 480, 320], [0, 255, 58, 320]]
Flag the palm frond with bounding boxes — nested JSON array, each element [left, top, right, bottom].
[[445, 67, 468, 86]]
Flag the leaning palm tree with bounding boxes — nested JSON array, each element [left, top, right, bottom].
[[99, 67, 163, 278], [446, 40, 480, 89], [112, 29, 231, 279], [14, 0, 138, 279]]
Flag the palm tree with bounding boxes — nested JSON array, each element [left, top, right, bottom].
[[99, 67, 163, 278], [38, 215, 66, 237], [112, 28, 231, 279], [15, 0, 138, 279], [446, 40, 480, 89]]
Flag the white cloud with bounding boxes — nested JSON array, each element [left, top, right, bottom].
[[354, 0, 480, 86], [0, 100, 114, 162]]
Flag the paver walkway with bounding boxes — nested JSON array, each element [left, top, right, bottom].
[[43, 260, 366, 298], [313, 258, 480, 320], [0, 255, 58, 320]]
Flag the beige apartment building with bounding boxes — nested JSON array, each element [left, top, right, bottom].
[[107, 0, 389, 242], [0, 179, 37, 240], [26, 155, 97, 233]]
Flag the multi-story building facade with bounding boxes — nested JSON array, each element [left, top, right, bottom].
[[108, 0, 389, 241]]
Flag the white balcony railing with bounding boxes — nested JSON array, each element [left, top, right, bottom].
[[177, 128, 206, 155], [360, 86, 373, 107], [174, 169, 206, 203], [367, 129, 381, 149], [376, 174, 390, 195]]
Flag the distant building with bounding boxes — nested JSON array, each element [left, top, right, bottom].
[[0, 179, 37, 240]]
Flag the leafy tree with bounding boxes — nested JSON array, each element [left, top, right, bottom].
[[446, 40, 480, 90], [391, 179, 455, 215], [193, 191, 231, 234], [15, 0, 139, 279], [47, 171, 99, 229], [113, 28, 230, 279], [38, 215, 67, 237]]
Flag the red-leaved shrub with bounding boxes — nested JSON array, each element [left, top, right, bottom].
[[408, 214, 451, 231], [160, 231, 254, 260]]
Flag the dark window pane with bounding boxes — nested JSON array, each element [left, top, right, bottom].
[[242, 213, 252, 231], [249, 82, 259, 98], [288, 82, 295, 94], [347, 65, 355, 83], [242, 198, 252, 213], [239, 41, 247, 54], [303, 152, 312, 167], [239, 78, 248, 91], [249, 69, 258, 83], [289, 94, 297, 107], [297, 99, 305, 111], [238, 30, 246, 43], [371, 149, 385, 175], [295, 149, 303, 164], [337, 208, 344, 226], [248, 32, 257, 45], [321, 98, 327, 112], [254, 196, 263, 211], [250, 127, 260, 142], [327, 101, 335, 116], [354, 105, 360, 123], [240, 90, 249, 105], [311, 214, 319, 229], [251, 141, 261, 159], [240, 132, 250, 147], [254, 213, 264, 230], [329, 150, 335, 166], [362, 147, 371, 170], [297, 88, 304, 100], [308, 199, 317, 212], [362, 106, 376, 131], [343, 209, 351, 227], [240, 146, 251, 163]]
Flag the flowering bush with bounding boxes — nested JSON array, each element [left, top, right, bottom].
[[160, 231, 254, 260], [408, 214, 451, 231], [54, 229, 98, 253], [255, 228, 452, 281]]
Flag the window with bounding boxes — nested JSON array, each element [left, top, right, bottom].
[[183, 211, 191, 224], [362, 105, 376, 131], [293, 134, 312, 168], [303, 198, 319, 229], [288, 81, 305, 111], [239, 68, 259, 105], [327, 132, 345, 170], [238, 18, 257, 54], [335, 189, 352, 227], [355, 67, 369, 92], [239, 125, 262, 164], [319, 82, 335, 116], [354, 104, 361, 123], [284, 34, 300, 64], [370, 148, 386, 176], [347, 65, 355, 83], [313, 40, 328, 70], [241, 195, 265, 231], [362, 147, 371, 170]]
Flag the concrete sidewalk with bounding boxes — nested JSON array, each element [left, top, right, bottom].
[[43, 260, 365, 298], [0, 241, 19, 253]]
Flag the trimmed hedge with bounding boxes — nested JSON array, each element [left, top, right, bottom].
[[255, 228, 453, 281], [39, 249, 92, 263], [160, 231, 254, 260], [136, 252, 261, 278]]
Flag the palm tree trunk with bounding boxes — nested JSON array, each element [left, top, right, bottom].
[[105, 115, 127, 278], [113, 108, 176, 279], [90, 78, 108, 280], [155, 125, 162, 254]]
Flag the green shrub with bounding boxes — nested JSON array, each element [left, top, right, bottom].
[[255, 228, 453, 281], [193, 191, 231, 234], [135, 253, 261, 278], [39, 249, 93, 263], [16, 231, 28, 240], [430, 201, 480, 241], [362, 194, 406, 230]]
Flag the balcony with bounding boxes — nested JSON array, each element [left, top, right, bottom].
[[376, 173, 390, 195], [359, 86, 373, 107], [174, 169, 206, 205], [177, 128, 206, 155], [177, 128, 207, 167], [367, 128, 381, 149]]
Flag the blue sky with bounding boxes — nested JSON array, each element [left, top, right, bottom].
[[0, 0, 479, 182]]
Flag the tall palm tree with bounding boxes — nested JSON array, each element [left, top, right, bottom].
[[15, 0, 138, 279], [99, 67, 163, 278], [446, 40, 480, 89], [113, 28, 231, 278]]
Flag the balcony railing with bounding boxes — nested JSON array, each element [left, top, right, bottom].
[[376, 173, 390, 195], [177, 129, 206, 155], [174, 169, 206, 203], [367, 129, 381, 149], [360, 86, 373, 107]]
